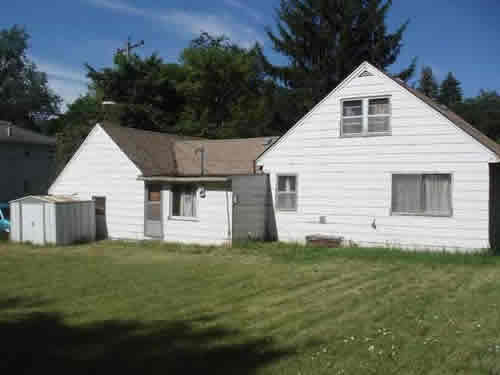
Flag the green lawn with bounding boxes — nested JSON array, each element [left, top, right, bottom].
[[0, 240, 499, 374]]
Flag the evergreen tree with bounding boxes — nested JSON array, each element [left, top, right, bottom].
[[439, 72, 462, 107], [454, 90, 500, 142], [265, 0, 415, 113], [417, 66, 439, 99]]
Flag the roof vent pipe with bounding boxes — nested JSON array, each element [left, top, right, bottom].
[[195, 146, 206, 176]]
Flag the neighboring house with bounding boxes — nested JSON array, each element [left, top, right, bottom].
[[0, 121, 56, 202], [257, 62, 500, 251], [49, 124, 277, 244]]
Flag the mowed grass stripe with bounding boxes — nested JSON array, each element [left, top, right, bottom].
[[1, 240, 500, 375]]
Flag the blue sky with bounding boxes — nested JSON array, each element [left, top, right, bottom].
[[2, 0, 499, 108]]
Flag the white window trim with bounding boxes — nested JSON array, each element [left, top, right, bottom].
[[169, 185, 199, 220], [276, 174, 298, 212], [340, 95, 392, 137], [390, 172, 454, 218]]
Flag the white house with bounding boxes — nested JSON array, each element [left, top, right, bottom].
[[257, 61, 500, 251], [49, 124, 277, 245]]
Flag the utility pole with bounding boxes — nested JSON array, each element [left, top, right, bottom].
[[117, 36, 144, 58]]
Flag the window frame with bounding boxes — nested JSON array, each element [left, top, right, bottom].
[[276, 174, 298, 212], [340, 95, 392, 138], [390, 173, 453, 217], [169, 184, 199, 220]]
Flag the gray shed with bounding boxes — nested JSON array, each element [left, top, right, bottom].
[[10, 195, 96, 245]]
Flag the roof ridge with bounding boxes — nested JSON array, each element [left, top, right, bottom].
[[378, 69, 500, 158], [99, 121, 204, 140], [177, 136, 279, 143]]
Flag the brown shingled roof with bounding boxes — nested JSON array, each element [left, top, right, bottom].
[[100, 122, 278, 177], [174, 138, 276, 176], [382, 72, 500, 158]]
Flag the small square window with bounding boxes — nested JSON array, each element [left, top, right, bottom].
[[276, 175, 297, 211], [148, 184, 161, 202], [171, 185, 197, 218]]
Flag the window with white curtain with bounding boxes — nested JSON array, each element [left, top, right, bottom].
[[171, 185, 197, 218], [341, 97, 391, 136], [276, 175, 297, 211], [392, 174, 452, 216]]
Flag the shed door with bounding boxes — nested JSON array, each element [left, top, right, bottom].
[[232, 175, 271, 241], [490, 163, 500, 251], [93, 197, 107, 240], [21, 204, 45, 245]]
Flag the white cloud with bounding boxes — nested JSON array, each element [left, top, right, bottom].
[[34, 59, 88, 84], [84, 0, 263, 46], [85, 0, 146, 16], [48, 78, 88, 110], [223, 0, 263, 24], [161, 11, 263, 46], [31, 57, 89, 110]]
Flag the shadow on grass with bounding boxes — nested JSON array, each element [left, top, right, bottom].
[[0, 297, 291, 374]]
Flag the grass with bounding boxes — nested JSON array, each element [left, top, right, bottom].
[[0, 240, 499, 374]]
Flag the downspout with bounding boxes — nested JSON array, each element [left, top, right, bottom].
[[195, 147, 205, 176]]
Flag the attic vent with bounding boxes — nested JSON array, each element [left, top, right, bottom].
[[358, 70, 373, 77]]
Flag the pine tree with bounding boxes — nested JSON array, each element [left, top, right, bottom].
[[417, 66, 439, 99], [264, 0, 415, 112], [439, 72, 463, 107]]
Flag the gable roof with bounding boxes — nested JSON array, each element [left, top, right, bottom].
[[258, 61, 500, 161], [381, 71, 500, 158], [100, 122, 278, 177], [0, 121, 55, 146], [101, 123, 195, 177]]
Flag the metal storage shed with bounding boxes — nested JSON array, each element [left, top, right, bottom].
[[10, 196, 96, 245]]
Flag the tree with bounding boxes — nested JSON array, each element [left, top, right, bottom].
[[48, 94, 102, 172], [86, 53, 185, 132], [265, 0, 415, 114], [454, 90, 500, 142], [439, 72, 462, 107], [0, 25, 61, 129], [177, 33, 267, 136], [417, 66, 439, 99]]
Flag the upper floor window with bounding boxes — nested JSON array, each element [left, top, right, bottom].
[[341, 97, 391, 136]]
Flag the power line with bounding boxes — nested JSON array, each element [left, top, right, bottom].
[[117, 36, 144, 58]]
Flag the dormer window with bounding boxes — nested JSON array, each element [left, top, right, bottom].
[[341, 97, 391, 136]]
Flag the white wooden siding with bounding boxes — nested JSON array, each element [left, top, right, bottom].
[[162, 185, 232, 245], [50, 125, 145, 240], [258, 63, 497, 251]]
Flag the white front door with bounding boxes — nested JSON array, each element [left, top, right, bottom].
[[21, 204, 44, 245]]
